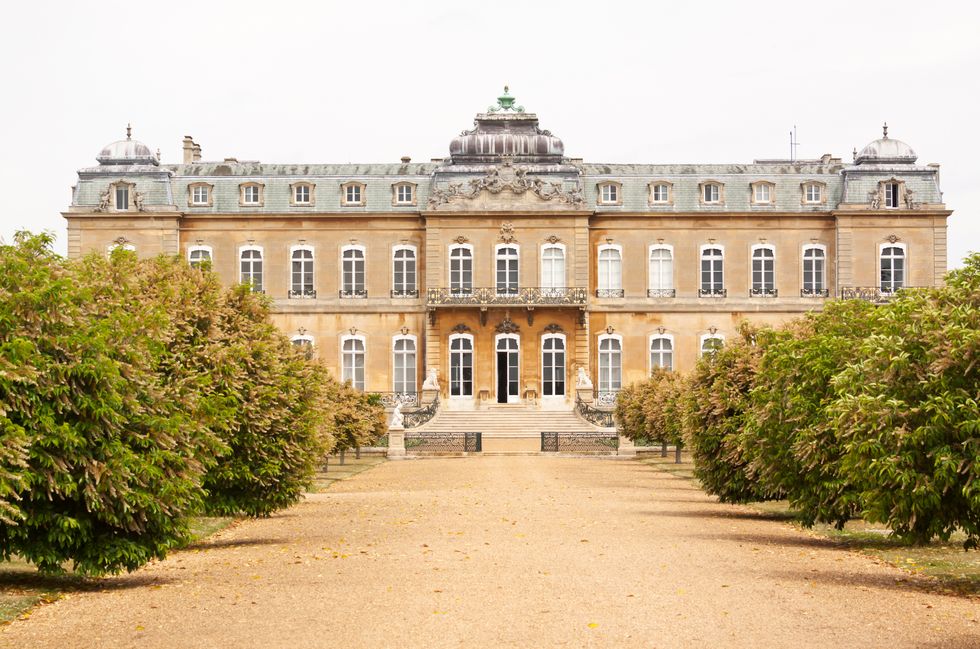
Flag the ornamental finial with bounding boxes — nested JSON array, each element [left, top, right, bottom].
[[882, 122, 888, 138], [488, 85, 525, 113], [126, 123, 132, 139]]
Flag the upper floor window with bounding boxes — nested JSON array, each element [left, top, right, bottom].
[[240, 183, 263, 206], [496, 245, 519, 295], [802, 245, 826, 296], [880, 243, 906, 293], [191, 184, 211, 206], [751, 181, 774, 205], [342, 182, 365, 206], [700, 182, 723, 205], [649, 182, 672, 204], [699, 245, 725, 297], [115, 185, 130, 210], [341, 335, 366, 391], [341, 245, 366, 298], [648, 245, 673, 295], [449, 244, 473, 295], [392, 245, 417, 297], [392, 335, 417, 394], [884, 182, 900, 208], [598, 182, 621, 205], [289, 246, 315, 298], [240, 245, 264, 293], [750, 245, 776, 296], [291, 182, 314, 206], [700, 333, 724, 358], [393, 183, 416, 206], [540, 243, 566, 291], [188, 245, 213, 269], [649, 334, 673, 372], [802, 182, 824, 204], [597, 244, 623, 297]]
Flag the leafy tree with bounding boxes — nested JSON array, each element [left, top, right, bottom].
[[643, 368, 686, 449], [330, 382, 386, 458]]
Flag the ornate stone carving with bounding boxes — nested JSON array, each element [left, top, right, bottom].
[[428, 164, 585, 208], [97, 186, 111, 212], [545, 235, 561, 244], [543, 323, 564, 334], [134, 191, 145, 211], [495, 318, 519, 334], [887, 234, 900, 244], [868, 189, 881, 209], [499, 222, 517, 243], [453, 235, 469, 244], [904, 188, 915, 209], [451, 323, 471, 334]]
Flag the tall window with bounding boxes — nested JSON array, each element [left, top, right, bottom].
[[188, 245, 212, 269], [541, 334, 565, 397], [115, 186, 129, 210], [649, 335, 673, 372], [392, 246, 417, 297], [341, 246, 366, 298], [240, 246, 263, 292], [449, 245, 473, 295], [541, 244, 565, 291], [884, 182, 900, 208], [449, 334, 473, 397], [392, 336, 417, 394], [496, 245, 519, 295], [802, 245, 825, 296], [700, 334, 724, 358], [880, 244, 906, 293], [341, 336, 365, 390], [751, 245, 776, 296], [700, 245, 725, 296], [290, 246, 315, 298], [597, 245, 623, 297], [598, 335, 622, 394], [648, 245, 673, 296]]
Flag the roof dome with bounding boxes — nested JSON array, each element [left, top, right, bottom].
[[855, 123, 917, 165], [97, 125, 158, 165]]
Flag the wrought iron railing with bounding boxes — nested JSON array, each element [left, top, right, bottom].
[[647, 289, 676, 298], [594, 390, 619, 407], [595, 288, 625, 298], [576, 395, 615, 428], [698, 288, 727, 297], [371, 392, 420, 408], [427, 287, 588, 306], [391, 288, 419, 298], [541, 432, 619, 453], [801, 288, 830, 297], [839, 286, 926, 303], [288, 288, 317, 299], [403, 395, 439, 429], [749, 287, 778, 297], [340, 288, 368, 298], [404, 431, 481, 453]]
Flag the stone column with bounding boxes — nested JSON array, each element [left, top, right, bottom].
[[387, 425, 406, 459], [617, 434, 636, 457]]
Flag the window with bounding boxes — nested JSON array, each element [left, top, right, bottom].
[[700, 334, 724, 358], [290, 246, 315, 298], [650, 182, 671, 204], [341, 245, 366, 298], [115, 186, 129, 210], [341, 335, 366, 390], [240, 246, 263, 292], [803, 182, 824, 204], [648, 245, 674, 297], [293, 184, 311, 204], [291, 334, 314, 360], [496, 245, 519, 295], [802, 245, 826, 296], [752, 182, 773, 204], [750, 245, 776, 296], [699, 245, 725, 296], [598, 182, 621, 205], [598, 335, 622, 394], [392, 245, 417, 297], [240, 183, 263, 206], [190, 184, 211, 206], [649, 335, 673, 372], [449, 245, 473, 295], [393, 183, 415, 205], [188, 245, 213, 269], [880, 244, 906, 293], [541, 333, 566, 397], [540, 244, 565, 291], [597, 245, 623, 297], [449, 334, 474, 397], [106, 241, 135, 256], [701, 182, 722, 204], [884, 182, 900, 208], [393, 336, 417, 394], [342, 183, 364, 206]]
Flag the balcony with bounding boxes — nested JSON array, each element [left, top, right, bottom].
[[647, 288, 676, 298], [698, 288, 727, 298], [426, 287, 588, 307], [340, 288, 368, 299], [595, 288, 625, 298], [391, 288, 420, 298], [839, 286, 925, 303], [288, 288, 316, 299], [749, 287, 778, 298], [801, 288, 830, 298]]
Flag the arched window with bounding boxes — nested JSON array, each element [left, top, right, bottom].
[[880, 243, 906, 293], [341, 245, 366, 298], [341, 335, 366, 390], [449, 244, 473, 296], [496, 244, 519, 295], [239, 245, 263, 293], [802, 244, 826, 297], [649, 334, 673, 372], [597, 334, 623, 395], [597, 244, 623, 297], [699, 245, 725, 297], [392, 335, 417, 394], [541, 333, 566, 398], [540, 243, 566, 292], [289, 245, 315, 298], [700, 333, 724, 358], [290, 334, 314, 360], [449, 334, 474, 397], [188, 245, 213, 269], [648, 245, 674, 297], [750, 244, 776, 297], [106, 241, 136, 256], [392, 245, 417, 298]]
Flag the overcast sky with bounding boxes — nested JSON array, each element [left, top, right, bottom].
[[2, 0, 978, 266]]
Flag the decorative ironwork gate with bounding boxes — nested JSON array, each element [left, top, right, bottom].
[[404, 432, 481, 453], [540, 432, 619, 453]]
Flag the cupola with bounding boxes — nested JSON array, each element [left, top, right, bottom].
[[854, 123, 917, 165], [97, 124, 159, 166]]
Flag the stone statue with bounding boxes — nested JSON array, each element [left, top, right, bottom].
[[390, 400, 404, 429], [868, 189, 881, 209], [98, 188, 111, 212], [134, 191, 145, 211], [576, 367, 593, 389], [422, 368, 439, 390], [904, 188, 915, 209]]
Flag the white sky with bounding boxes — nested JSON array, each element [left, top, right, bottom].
[[2, 0, 978, 266]]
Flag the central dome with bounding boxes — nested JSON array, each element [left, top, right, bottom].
[[449, 88, 564, 164], [97, 125, 158, 166], [855, 124, 917, 165]]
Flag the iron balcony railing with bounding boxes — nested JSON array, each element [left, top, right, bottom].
[[427, 287, 588, 307], [647, 288, 676, 298], [288, 288, 316, 299], [576, 395, 615, 428], [594, 390, 619, 407], [371, 392, 420, 408], [340, 288, 368, 298], [749, 287, 778, 297], [839, 286, 926, 303], [391, 288, 420, 298], [800, 288, 830, 297], [698, 288, 727, 297], [403, 395, 439, 429], [595, 288, 625, 298]]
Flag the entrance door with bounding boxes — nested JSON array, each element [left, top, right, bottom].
[[495, 335, 519, 403], [541, 334, 565, 397]]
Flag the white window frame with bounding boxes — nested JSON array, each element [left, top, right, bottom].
[[293, 184, 311, 204], [494, 332, 521, 404], [879, 241, 907, 293], [702, 183, 721, 204], [343, 183, 363, 206], [191, 184, 210, 206], [392, 244, 417, 297], [242, 184, 261, 205], [289, 244, 315, 298], [540, 332, 567, 399], [801, 243, 827, 295], [392, 334, 418, 394], [395, 184, 414, 205], [239, 244, 264, 292], [187, 244, 213, 268], [650, 182, 671, 204], [290, 333, 315, 358], [699, 332, 725, 358], [495, 243, 520, 295], [106, 241, 136, 256], [648, 333, 674, 373], [341, 244, 367, 298], [599, 183, 619, 205], [597, 243, 623, 293], [803, 182, 823, 204], [540, 242, 566, 291], [340, 334, 367, 391], [752, 182, 773, 204], [884, 182, 901, 209], [648, 244, 674, 293], [597, 333, 623, 394], [699, 243, 725, 296], [448, 332, 475, 399], [114, 185, 130, 210], [448, 243, 474, 295], [750, 243, 776, 295]]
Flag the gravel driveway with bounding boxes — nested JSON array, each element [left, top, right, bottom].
[[2, 457, 978, 648]]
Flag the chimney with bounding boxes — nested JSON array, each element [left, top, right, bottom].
[[182, 136, 194, 164], [192, 143, 202, 162], [401, 155, 411, 164]]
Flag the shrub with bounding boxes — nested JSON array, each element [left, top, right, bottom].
[[643, 368, 686, 449], [330, 381, 387, 455]]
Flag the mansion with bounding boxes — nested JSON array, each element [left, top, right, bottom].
[[64, 89, 950, 412]]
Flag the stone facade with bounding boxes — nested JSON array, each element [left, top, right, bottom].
[[63, 93, 950, 411]]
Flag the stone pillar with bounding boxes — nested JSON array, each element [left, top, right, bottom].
[[575, 387, 594, 404], [617, 434, 636, 457], [387, 425, 406, 459], [421, 388, 439, 405]]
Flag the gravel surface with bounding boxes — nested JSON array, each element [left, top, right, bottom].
[[3, 457, 978, 648]]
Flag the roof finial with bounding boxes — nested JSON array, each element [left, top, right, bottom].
[[882, 122, 888, 139], [126, 123, 132, 140], [488, 85, 524, 114]]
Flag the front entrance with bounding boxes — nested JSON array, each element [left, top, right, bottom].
[[495, 334, 519, 403]]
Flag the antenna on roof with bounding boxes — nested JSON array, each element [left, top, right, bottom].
[[789, 125, 800, 162]]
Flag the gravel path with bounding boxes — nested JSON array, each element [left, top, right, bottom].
[[2, 457, 978, 648]]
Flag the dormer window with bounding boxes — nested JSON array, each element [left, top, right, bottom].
[[290, 182, 315, 206], [240, 182, 264, 206], [392, 182, 416, 206], [884, 182, 900, 208], [188, 182, 213, 207], [751, 181, 774, 205], [115, 185, 129, 210], [597, 182, 622, 205], [648, 181, 672, 205], [802, 181, 825, 205], [342, 182, 365, 206], [700, 182, 723, 205]]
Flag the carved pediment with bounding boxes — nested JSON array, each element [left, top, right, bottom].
[[428, 163, 585, 209]]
